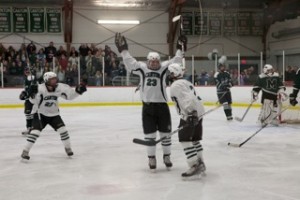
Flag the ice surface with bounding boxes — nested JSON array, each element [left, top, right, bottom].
[[0, 106, 299, 200]]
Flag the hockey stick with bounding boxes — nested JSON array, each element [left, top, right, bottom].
[[133, 102, 223, 146], [234, 100, 255, 122], [228, 106, 291, 148], [133, 125, 187, 146], [172, 15, 186, 70]]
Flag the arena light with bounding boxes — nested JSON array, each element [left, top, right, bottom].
[[97, 20, 140, 25]]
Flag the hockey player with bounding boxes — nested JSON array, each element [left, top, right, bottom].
[[168, 63, 206, 178], [214, 63, 233, 120], [21, 72, 87, 160], [115, 32, 186, 171], [19, 67, 36, 135], [252, 64, 286, 126], [289, 68, 300, 106]]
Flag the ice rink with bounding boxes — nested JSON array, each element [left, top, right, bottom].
[[0, 105, 299, 200]]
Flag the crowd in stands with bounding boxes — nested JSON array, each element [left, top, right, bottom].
[[0, 41, 298, 87], [0, 42, 127, 86]]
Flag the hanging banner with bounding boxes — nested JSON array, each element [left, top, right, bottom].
[[251, 12, 263, 36], [29, 8, 45, 33], [209, 11, 222, 36], [0, 7, 11, 33], [223, 12, 237, 36], [237, 12, 251, 36], [181, 12, 193, 35], [194, 11, 208, 35], [12, 7, 28, 33], [46, 8, 62, 33]]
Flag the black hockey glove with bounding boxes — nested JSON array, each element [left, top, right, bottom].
[[221, 83, 231, 90], [28, 84, 38, 98], [75, 84, 87, 95], [19, 90, 27, 100], [176, 35, 187, 51], [115, 32, 128, 53], [289, 93, 298, 106], [186, 110, 199, 127]]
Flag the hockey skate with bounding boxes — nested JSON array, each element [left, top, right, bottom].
[[163, 154, 173, 170], [65, 148, 74, 157], [21, 150, 30, 160], [148, 156, 157, 172], [198, 159, 206, 174], [227, 116, 233, 121]]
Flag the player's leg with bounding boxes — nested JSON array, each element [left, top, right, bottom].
[[22, 100, 34, 135], [21, 113, 46, 160], [218, 92, 233, 120], [178, 119, 202, 177], [157, 103, 172, 169], [258, 99, 273, 125], [191, 119, 206, 173], [49, 115, 73, 156], [142, 103, 158, 171]]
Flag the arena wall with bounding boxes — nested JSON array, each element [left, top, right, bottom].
[[0, 86, 295, 108]]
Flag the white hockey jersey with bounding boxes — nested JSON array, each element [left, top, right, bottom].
[[170, 79, 205, 120], [121, 50, 183, 103], [30, 83, 80, 117]]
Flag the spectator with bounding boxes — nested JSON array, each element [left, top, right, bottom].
[[26, 41, 36, 55], [95, 70, 103, 86]]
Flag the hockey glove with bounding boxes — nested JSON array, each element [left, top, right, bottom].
[[28, 84, 38, 98], [176, 35, 187, 51], [186, 110, 199, 127], [289, 94, 298, 106], [221, 83, 231, 90], [75, 84, 87, 95], [115, 32, 128, 53], [19, 91, 27, 100], [251, 91, 258, 102]]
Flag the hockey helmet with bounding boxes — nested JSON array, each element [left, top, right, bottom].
[[263, 64, 273, 75], [43, 72, 58, 87], [147, 52, 161, 70], [168, 63, 184, 79]]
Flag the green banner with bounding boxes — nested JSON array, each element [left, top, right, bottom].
[[29, 8, 45, 33], [237, 12, 251, 36], [181, 12, 193, 36], [0, 7, 11, 32], [251, 12, 263, 36], [209, 11, 222, 35], [194, 11, 208, 35], [46, 8, 62, 33], [13, 7, 28, 33], [223, 12, 237, 36]]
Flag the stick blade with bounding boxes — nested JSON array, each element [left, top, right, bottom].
[[172, 15, 181, 22], [234, 117, 243, 122], [228, 142, 241, 148], [133, 138, 156, 146]]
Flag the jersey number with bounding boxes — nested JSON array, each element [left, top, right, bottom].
[[146, 79, 157, 86]]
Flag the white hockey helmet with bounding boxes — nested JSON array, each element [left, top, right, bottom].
[[147, 52, 161, 70], [168, 63, 184, 79], [147, 52, 160, 61], [263, 64, 273, 75], [43, 72, 58, 86]]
